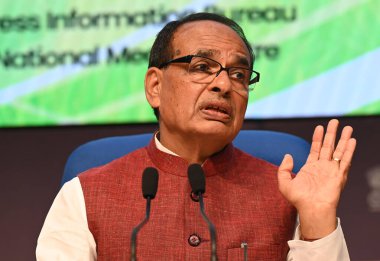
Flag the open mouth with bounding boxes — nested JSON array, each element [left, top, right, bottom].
[[205, 105, 230, 115], [200, 102, 232, 121]]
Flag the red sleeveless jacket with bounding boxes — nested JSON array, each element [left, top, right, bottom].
[[79, 138, 297, 260]]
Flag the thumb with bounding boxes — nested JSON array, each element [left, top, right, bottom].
[[277, 154, 294, 190]]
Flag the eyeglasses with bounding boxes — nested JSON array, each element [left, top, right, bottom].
[[158, 55, 260, 94]]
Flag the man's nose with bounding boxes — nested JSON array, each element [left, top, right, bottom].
[[208, 69, 233, 95]]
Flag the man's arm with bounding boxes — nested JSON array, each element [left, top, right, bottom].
[[36, 177, 96, 261], [277, 119, 356, 260]]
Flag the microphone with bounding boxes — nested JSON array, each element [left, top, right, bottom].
[[187, 164, 218, 261], [130, 167, 159, 261]]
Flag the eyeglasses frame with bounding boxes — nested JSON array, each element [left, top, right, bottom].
[[158, 55, 260, 89]]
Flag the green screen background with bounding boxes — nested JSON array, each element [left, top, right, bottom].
[[1, 0, 379, 127]]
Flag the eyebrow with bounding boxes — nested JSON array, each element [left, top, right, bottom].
[[195, 49, 250, 68], [195, 49, 220, 58]]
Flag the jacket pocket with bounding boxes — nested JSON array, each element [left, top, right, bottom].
[[227, 243, 284, 261]]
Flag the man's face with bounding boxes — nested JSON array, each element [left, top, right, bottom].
[[148, 20, 251, 146]]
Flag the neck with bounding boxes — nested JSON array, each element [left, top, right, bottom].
[[158, 130, 228, 164]]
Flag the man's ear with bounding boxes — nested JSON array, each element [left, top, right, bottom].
[[144, 67, 162, 109]]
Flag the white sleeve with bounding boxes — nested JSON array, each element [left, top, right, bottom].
[[36, 177, 97, 261], [287, 218, 350, 261]]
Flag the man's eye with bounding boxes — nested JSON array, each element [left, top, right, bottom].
[[192, 63, 210, 72], [230, 69, 247, 81]]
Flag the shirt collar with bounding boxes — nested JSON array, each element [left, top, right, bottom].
[[154, 132, 179, 156], [147, 133, 235, 177]]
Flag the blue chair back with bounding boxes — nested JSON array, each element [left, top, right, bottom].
[[62, 130, 310, 186]]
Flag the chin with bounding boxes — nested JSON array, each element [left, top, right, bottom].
[[194, 122, 237, 142]]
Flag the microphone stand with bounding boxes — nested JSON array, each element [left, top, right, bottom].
[[188, 163, 218, 261], [130, 197, 152, 261], [130, 166, 158, 261], [198, 192, 217, 261]]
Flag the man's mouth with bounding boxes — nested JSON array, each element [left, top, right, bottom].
[[200, 102, 232, 121], [205, 105, 229, 115]]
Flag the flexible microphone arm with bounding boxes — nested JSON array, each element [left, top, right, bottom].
[[130, 167, 159, 261], [198, 192, 217, 261], [188, 164, 218, 261], [130, 197, 152, 261]]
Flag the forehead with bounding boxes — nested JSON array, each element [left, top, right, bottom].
[[171, 20, 250, 62]]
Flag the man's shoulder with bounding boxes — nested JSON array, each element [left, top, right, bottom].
[[232, 146, 279, 172], [229, 146, 281, 187], [229, 147, 291, 202], [78, 146, 150, 183]]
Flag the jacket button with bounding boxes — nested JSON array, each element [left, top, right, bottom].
[[188, 234, 201, 247], [190, 192, 200, 202]]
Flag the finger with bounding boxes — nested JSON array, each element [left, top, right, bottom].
[[339, 138, 357, 173], [319, 119, 339, 160], [306, 125, 324, 163], [332, 126, 353, 160], [277, 154, 294, 192]]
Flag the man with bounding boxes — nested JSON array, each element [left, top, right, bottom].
[[37, 13, 356, 260]]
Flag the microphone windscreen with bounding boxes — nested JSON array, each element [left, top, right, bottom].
[[142, 167, 159, 199], [187, 163, 206, 194]]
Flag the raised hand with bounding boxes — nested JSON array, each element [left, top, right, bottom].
[[277, 119, 357, 239]]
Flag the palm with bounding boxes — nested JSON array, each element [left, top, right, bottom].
[[282, 160, 342, 211], [277, 120, 356, 212]]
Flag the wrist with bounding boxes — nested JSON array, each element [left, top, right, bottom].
[[298, 207, 337, 240]]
